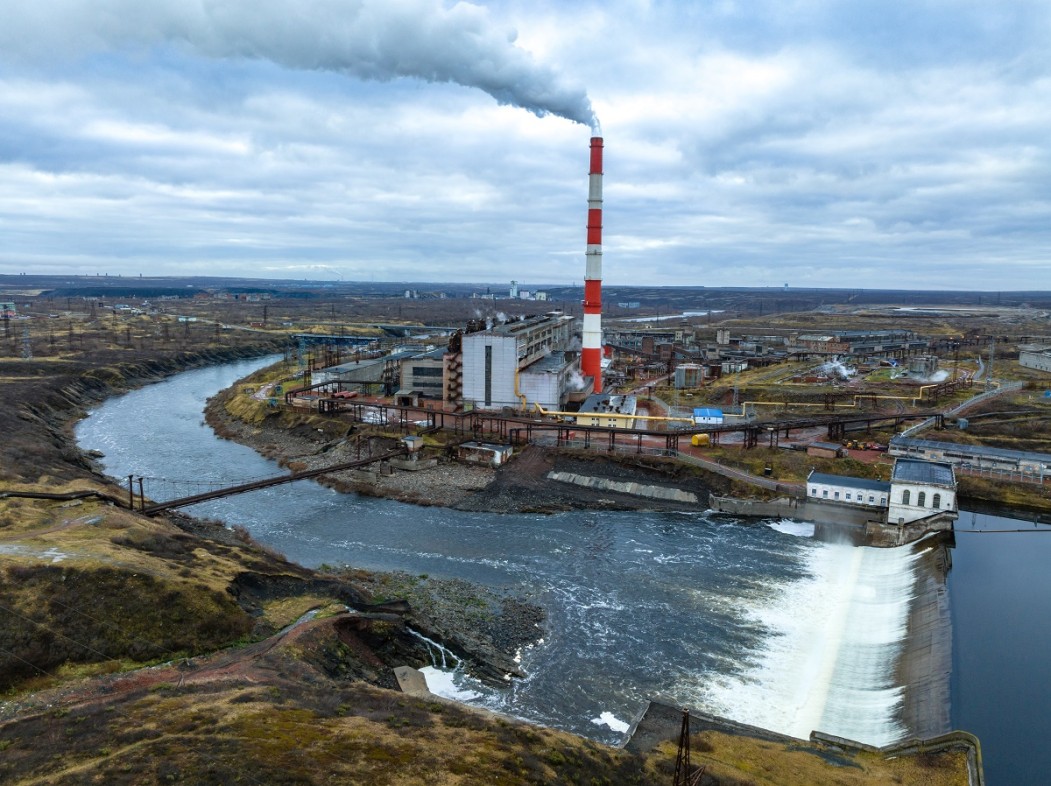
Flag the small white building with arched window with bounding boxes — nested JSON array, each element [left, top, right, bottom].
[[887, 459, 957, 525]]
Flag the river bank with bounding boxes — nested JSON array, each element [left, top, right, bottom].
[[49, 351, 984, 782], [2, 348, 547, 707], [203, 368, 736, 515]]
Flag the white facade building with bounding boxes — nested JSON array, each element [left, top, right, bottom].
[[806, 472, 890, 507], [461, 314, 575, 411], [887, 459, 957, 525]]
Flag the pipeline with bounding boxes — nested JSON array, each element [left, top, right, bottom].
[[741, 384, 942, 419], [533, 403, 695, 425]]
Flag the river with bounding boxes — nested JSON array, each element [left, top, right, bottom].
[[74, 356, 1050, 782]]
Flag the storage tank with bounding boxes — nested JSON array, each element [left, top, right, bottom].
[[674, 363, 704, 389], [691, 433, 711, 447]]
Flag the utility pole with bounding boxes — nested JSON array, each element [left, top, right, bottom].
[[673, 708, 705, 786], [986, 337, 995, 391]]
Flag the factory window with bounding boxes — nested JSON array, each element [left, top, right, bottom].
[[901, 489, 910, 505], [822, 489, 828, 498], [834, 491, 840, 499], [845, 492, 852, 501], [810, 488, 817, 496], [933, 493, 942, 508], [917, 491, 926, 507], [484, 346, 492, 407], [869, 495, 875, 504]]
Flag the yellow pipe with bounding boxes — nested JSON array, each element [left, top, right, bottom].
[[741, 384, 942, 418], [514, 367, 528, 410]]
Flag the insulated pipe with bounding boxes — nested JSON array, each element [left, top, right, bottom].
[[581, 136, 603, 392]]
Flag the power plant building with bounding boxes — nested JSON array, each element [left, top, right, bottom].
[[398, 347, 446, 399], [887, 459, 957, 525], [461, 314, 578, 411]]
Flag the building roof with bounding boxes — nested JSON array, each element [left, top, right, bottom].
[[891, 437, 1051, 466], [579, 394, 637, 415], [807, 472, 891, 493], [891, 458, 955, 487], [481, 313, 572, 337], [520, 351, 574, 375], [693, 408, 723, 418], [809, 441, 843, 451]]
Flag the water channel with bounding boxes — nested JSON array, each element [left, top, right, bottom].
[[74, 356, 1050, 782]]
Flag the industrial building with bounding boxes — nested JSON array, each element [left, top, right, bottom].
[[806, 472, 890, 507], [576, 394, 638, 428], [692, 408, 724, 425], [1020, 345, 1051, 373], [314, 349, 422, 396], [805, 458, 956, 525], [886, 459, 957, 525], [459, 313, 579, 411], [793, 329, 928, 358], [398, 347, 446, 400], [907, 355, 939, 377], [890, 436, 1050, 479]]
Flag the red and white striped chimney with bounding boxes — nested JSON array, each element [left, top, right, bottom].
[[581, 136, 603, 393]]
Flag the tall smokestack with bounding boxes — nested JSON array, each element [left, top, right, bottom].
[[581, 136, 603, 392]]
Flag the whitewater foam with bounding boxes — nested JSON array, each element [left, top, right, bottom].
[[768, 520, 816, 538], [699, 542, 919, 746], [591, 711, 630, 733]]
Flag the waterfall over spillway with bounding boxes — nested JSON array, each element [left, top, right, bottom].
[[700, 541, 920, 746]]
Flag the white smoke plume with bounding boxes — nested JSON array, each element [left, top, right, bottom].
[[567, 368, 588, 391], [0, 0, 598, 130], [818, 360, 855, 380]]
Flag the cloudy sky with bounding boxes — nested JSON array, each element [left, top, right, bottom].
[[2, 0, 1049, 290]]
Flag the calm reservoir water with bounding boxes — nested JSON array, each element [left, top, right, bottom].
[[75, 357, 1050, 782]]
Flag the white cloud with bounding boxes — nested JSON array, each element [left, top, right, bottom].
[[0, 0, 1049, 289]]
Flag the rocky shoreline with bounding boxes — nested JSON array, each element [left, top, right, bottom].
[[203, 380, 733, 516]]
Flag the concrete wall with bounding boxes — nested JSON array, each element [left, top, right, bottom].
[[887, 481, 956, 525], [519, 367, 563, 411], [548, 472, 698, 504], [711, 495, 882, 528], [401, 357, 444, 396], [1020, 348, 1051, 373]]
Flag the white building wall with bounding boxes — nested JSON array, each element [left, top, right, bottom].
[[806, 479, 887, 507], [519, 371, 563, 411], [887, 482, 957, 525], [1020, 349, 1051, 373], [462, 334, 520, 410]]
